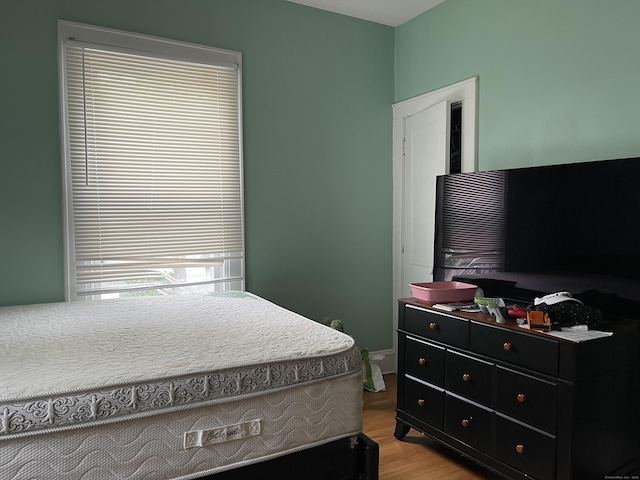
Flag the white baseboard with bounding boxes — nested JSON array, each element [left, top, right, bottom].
[[366, 348, 396, 374]]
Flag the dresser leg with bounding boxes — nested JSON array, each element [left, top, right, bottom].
[[394, 419, 411, 440]]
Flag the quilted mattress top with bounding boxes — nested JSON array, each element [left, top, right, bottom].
[[0, 292, 361, 438]]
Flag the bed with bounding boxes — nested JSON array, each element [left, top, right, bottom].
[[0, 292, 378, 479]]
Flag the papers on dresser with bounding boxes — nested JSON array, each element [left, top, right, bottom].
[[544, 326, 613, 342], [432, 302, 482, 313]]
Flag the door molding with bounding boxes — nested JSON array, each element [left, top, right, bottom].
[[391, 77, 478, 372]]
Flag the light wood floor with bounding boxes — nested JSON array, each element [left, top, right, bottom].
[[362, 374, 502, 480]]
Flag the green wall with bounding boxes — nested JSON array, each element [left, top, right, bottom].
[[396, 0, 640, 171], [0, 0, 395, 351], [5, 0, 638, 355]]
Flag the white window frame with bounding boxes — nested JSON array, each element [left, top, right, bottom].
[[58, 20, 244, 300]]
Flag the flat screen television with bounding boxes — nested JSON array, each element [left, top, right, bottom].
[[433, 156, 640, 320]]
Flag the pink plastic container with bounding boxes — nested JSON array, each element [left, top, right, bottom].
[[410, 281, 477, 303]]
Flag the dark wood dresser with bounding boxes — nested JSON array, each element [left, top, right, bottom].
[[395, 298, 640, 480]]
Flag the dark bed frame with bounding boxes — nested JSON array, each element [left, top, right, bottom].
[[199, 433, 379, 480]]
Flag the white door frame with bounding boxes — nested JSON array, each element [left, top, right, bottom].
[[390, 77, 478, 372]]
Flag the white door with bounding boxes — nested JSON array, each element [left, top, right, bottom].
[[401, 100, 450, 298], [391, 77, 477, 373]]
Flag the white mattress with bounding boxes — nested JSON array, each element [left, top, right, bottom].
[[0, 292, 363, 479]]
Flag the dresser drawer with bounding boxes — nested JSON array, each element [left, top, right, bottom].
[[470, 321, 559, 376], [405, 336, 446, 387], [404, 305, 469, 349], [444, 394, 492, 454], [445, 350, 493, 406], [496, 366, 558, 433], [495, 414, 556, 480], [404, 377, 444, 430]]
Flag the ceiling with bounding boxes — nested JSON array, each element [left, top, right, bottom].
[[286, 0, 446, 27]]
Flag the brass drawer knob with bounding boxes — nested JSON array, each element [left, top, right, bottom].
[[461, 419, 470, 428], [517, 393, 526, 403], [515, 444, 525, 454], [503, 342, 512, 351], [417, 399, 425, 407], [418, 357, 427, 366], [462, 373, 471, 382], [429, 322, 438, 330]]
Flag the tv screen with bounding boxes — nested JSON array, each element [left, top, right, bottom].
[[433, 157, 640, 319]]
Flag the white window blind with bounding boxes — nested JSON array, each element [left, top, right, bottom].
[[59, 22, 243, 299]]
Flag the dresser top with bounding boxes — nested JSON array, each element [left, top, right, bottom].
[[398, 297, 627, 343]]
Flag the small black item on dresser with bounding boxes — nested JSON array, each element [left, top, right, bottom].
[[534, 302, 603, 327]]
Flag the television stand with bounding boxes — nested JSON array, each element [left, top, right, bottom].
[[395, 298, 640, 480]]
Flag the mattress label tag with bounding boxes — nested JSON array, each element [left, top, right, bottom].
[[184, 419, 262, 449]]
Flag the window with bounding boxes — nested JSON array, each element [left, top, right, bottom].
[[58, 21, 243, 300]]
